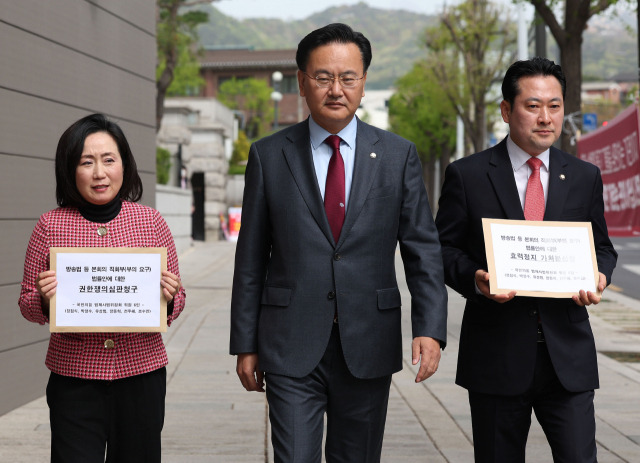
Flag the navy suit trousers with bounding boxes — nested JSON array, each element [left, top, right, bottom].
[[468, 342, 596, 463]]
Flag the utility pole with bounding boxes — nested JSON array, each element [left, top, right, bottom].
[[517, 4, 528, 60], [535, 12, 547, 58]]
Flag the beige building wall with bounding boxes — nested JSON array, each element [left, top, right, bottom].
[[0, 0, 157, 416]]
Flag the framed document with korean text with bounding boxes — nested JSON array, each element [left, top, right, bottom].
[[50, 247, 167, 332], [482, 219, 599, 298]]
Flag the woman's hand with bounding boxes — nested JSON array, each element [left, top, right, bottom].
[[37, 270, 57, 303], [161, 270, 182, 302]]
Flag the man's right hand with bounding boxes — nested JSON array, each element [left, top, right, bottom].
[[475, 269, 516, 303], [236, 353, 265, 392]]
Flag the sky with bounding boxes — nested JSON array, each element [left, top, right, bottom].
[[213, 0, 532, 21]]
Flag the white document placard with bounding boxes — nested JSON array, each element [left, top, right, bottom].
[[50, 248, 167, 332], [482, 219, 599, 298]]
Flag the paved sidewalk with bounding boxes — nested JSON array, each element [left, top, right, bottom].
[[1, 240, 639, 462]]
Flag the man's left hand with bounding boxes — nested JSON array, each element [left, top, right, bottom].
[[412, 336, 441, 383], [573, 272, 607, 307]]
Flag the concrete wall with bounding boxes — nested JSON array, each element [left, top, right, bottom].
[[155, 185, 192, 256], [158, 98, 235, 241], [0, 0, 157, 416], [226, 175, 245, 208]]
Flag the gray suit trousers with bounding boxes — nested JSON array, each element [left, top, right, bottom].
[[265, 324, 392, 463]]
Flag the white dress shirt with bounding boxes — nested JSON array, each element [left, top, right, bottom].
[[507, 135, 550, 209], [475, 136, 552, 294], [308, 116, 357, 209]]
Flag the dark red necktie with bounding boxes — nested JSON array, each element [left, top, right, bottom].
[[324, 135, 345, 242], [524, 157, 545, 221]]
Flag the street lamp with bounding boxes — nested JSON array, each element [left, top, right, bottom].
[[271, 71, 283, 131]]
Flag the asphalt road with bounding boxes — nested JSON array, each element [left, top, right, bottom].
[[610, 237, 640, 300]]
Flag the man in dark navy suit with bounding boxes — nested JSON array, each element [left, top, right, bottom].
[[436, 57, 617, 462]]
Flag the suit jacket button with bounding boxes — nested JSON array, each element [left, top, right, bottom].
[[334, 253, 341, 261], [327, 291, 336, 300], [104, 339, 115, 349], [529, 309, 538, 317]]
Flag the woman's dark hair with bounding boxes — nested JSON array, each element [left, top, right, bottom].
[[501, 57, 566, 108], [296, 23, 372, 74], [55, 113, 143, 207]]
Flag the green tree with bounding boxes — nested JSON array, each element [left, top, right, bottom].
[[229, 129, 251, 175], [218, 78, 274, 139], [156, 0, 211, 131], [157, 36, 205, 97], [156, 146, 172, 184], [521, 0, 636, 153], [424, 0, 517, 155], [389, 61, 457, 207]]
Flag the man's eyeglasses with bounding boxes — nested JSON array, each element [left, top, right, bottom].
[[303, 72, 365, 89]]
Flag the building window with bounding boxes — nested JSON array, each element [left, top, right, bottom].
[[281, 75, 298, 94]]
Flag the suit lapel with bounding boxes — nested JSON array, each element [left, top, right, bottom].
[[281, 121, 335, 244], [487, 139, 526, 220], [337, 120, 381, 247], [544, 147, 569, 220]]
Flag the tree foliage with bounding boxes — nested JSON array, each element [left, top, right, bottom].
[[156, 146, 172, 184], [195, 3, 438, 90], [156, 34, 204, 97], [522, 0, 635, 153], [156, 0, 211, 131], [424, 0, 517, 156], [231, 130, 251, 166], [218, 78, 274, 139], [389, 61, 457, 203]]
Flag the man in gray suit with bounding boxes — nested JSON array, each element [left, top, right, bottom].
[[230, 23, 447, 463]]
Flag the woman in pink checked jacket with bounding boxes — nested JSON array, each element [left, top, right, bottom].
[[18, 113, 186, 463]]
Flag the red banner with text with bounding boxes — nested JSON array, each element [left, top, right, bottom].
[[577, 104, 640, 236]]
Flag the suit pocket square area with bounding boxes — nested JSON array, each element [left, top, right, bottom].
[[261, 286, 293, 307], [377, 287, 402, 310], [562, 206, 585, 219], [366, 184, 395, 200]]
